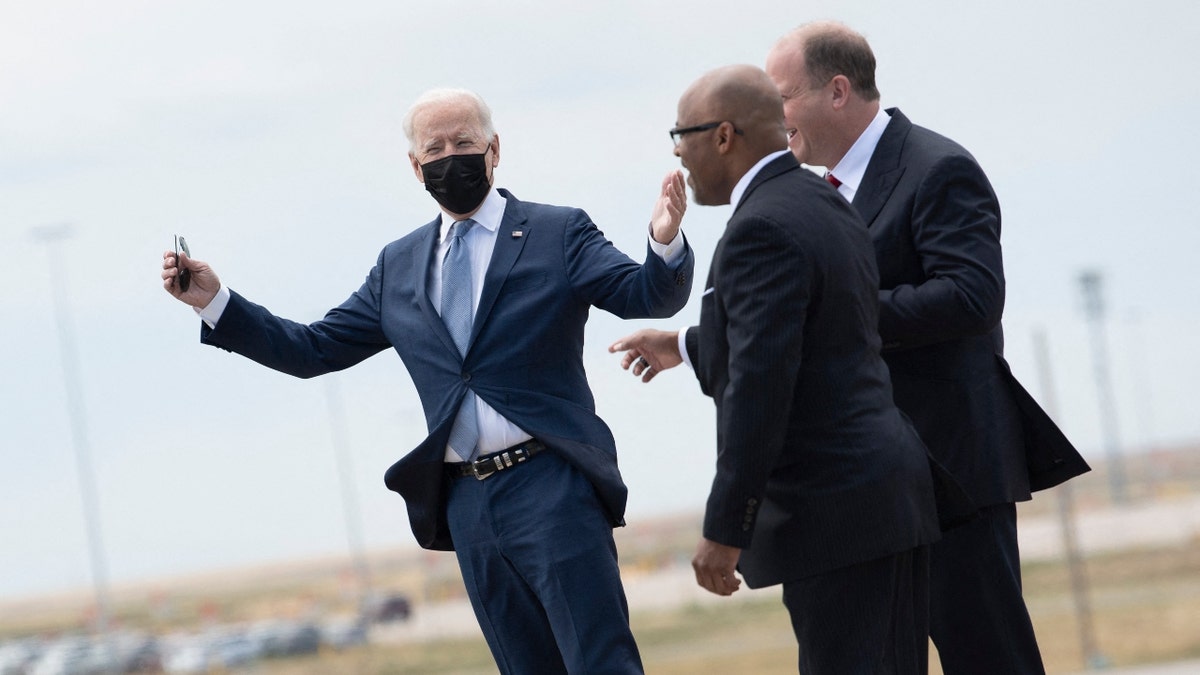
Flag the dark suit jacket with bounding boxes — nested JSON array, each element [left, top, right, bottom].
[[200, 189, 694, 550], [854, 108, 1088, 507], [684, 153, 940, 588]]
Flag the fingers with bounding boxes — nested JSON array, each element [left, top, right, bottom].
[[610, 329, 681, 383], [660, 170, 675, 196], [609, 334, 653, 377], [664, 170, 686, 212], [692, 538, 742, 596], [631, 354, 657, 382], [670, 169, 685, 199], [162, 249, 181, 294], [692, 560, 740, 596], [608, 335, 638, 357], [612, 349, 657, 381]]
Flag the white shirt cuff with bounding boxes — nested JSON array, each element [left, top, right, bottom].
[[648, 228, 685, 266], [677, 326, 693, 370], [195, 285, 231, 329]]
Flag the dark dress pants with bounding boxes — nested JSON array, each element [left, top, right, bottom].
[[929, 502, 1045, 675], [782, 545, 930, 674], [445, 449, 643, 675]]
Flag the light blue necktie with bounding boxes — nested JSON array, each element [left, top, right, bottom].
[[442, 219, 478, 462]]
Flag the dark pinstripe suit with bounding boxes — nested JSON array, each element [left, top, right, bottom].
[[684, 152, 940, 672]]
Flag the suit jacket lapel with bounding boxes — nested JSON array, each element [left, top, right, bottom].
[[414, 218, 462, 358], [471, 189, 530, 346], [853, 107, 909, 227], [733, 153, 800, 215]]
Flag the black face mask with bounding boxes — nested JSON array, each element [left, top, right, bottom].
[[420, 148, 492, 215]]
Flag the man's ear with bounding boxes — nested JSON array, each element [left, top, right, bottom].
[[715, 121, 737, 155], [830, 75, 853, 111], [489, 134, 501, 167], [409, 153, 424, 183]]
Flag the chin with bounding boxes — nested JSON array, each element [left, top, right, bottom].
[[788, 142, 807, 164]]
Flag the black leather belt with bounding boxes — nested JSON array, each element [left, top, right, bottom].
[[447, 440, 546, 481]]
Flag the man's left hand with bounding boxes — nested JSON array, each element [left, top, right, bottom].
[[650, 169, 686, 244], [692, 537, 743, 596]]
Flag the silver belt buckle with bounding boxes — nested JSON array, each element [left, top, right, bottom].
[[470, 459, 491, 481]]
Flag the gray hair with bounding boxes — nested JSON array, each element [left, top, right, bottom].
[[402, 88, 496, 148]]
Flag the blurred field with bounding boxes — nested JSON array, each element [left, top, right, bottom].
[[4, 445, 1200, 673], [240, 539, 1200, 674]]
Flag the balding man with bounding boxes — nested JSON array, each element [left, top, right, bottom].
[[162, 88, 695, 674], [766, 22, 1090, 675], [611, 65, 939, 674]]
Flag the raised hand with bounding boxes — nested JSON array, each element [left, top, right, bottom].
[[650, 169, 687, 244]]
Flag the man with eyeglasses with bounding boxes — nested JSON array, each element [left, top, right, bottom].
[[611, 65, 940, 674], [161, 87, 694, 674], [765, 21, 1089, 675]]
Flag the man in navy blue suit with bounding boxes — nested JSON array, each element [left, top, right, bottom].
[[765, 22, 1089, 674], [162, 88, 694, 673]]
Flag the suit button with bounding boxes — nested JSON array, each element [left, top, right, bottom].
[[742, 523, 752, 531], [462, 373, 471, 382], [748, 498, 758, 506], [746, 506, 755, 514]]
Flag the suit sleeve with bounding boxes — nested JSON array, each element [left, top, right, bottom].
[[877, 153, 1005, 351], [703, 217, 807, 549], [562, 210, 694, 319], [201, 252, 392, 378]]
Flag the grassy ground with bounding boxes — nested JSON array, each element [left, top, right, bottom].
[[252, 540, 1200, 674], [7, 453, 1199, 673]]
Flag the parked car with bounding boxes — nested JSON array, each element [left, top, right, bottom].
[[362, 593, 411, 624], [0, 639, 41, 675], [28, 638, 95, 675], [320, 618, 368, 651], [256, 621, 321, 659]]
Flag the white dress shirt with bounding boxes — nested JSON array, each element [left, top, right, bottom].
[[199, 185, 686, 463], [826, 107, 892, 203]]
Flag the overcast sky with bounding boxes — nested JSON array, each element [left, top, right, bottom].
[[3, 0, 1198, 601]]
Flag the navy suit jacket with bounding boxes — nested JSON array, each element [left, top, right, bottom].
[[685, 154, 939, 587], [201, 189, 694, 550], [855, 108, 1088, 507]]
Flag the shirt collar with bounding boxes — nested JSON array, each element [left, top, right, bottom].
[[437, 187, 505, 240], [731, 149, 790, 209], [828, 107, 891, 201]]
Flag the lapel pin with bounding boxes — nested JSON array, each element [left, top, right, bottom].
[[511, 230, 524, 238]]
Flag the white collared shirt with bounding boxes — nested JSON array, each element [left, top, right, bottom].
[[826, 107, 892, 203], [429, 188, 532, 461], [730, 149, 791, 211], [677, 149, 789, 369]]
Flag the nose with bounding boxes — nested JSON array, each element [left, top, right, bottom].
[[673, 146, 681, 158]]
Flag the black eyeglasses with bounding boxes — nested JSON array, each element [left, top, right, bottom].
[[669, 121, 744, 148]]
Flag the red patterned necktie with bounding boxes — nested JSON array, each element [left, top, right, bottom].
[[825, 172, 842, 188]]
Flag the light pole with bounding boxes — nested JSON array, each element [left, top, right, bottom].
[[323, 376, 373, 615], [31, 224, 113, 653], [1079, 270, 1128, 504], [1033, 329, 1106, 669]]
